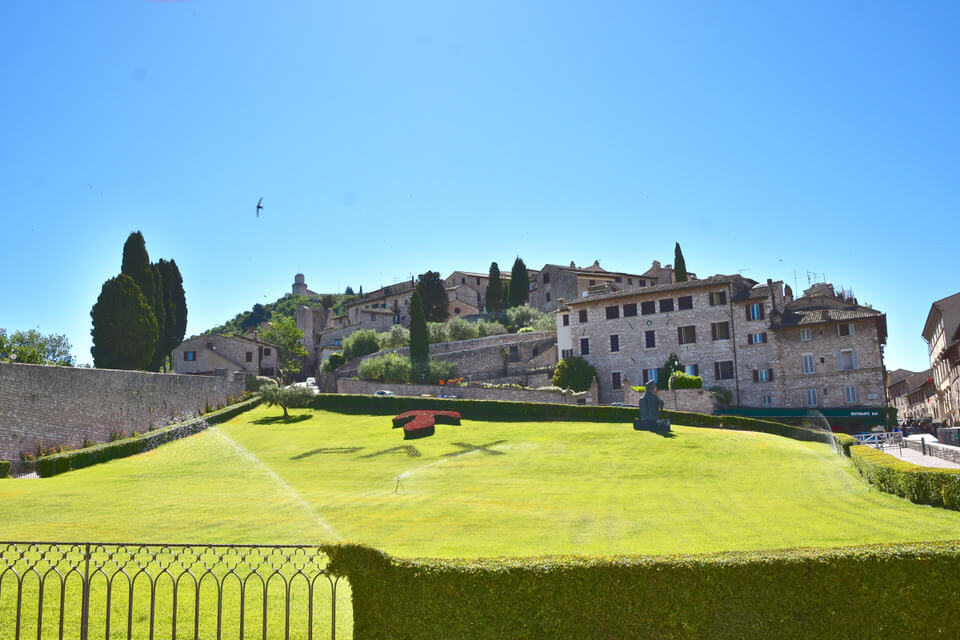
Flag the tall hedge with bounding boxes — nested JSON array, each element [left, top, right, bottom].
[[0, 460, 10, 478], [322, 540, 960, 640], [849, 444, 960, 508]]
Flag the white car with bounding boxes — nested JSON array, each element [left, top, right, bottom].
[[374, 390, 394, 396], [904, 433, 938, 444]]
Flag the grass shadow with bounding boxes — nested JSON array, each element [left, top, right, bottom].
[[252, 414, 312, 425]]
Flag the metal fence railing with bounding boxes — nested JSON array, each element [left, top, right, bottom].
[[0, 542, 343, 640]]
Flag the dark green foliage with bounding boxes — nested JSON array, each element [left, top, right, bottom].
[[416, 271, 449, 322], [508, 256, 529, 307], [257, 316, 309, 382], [500, 279, 510, 310], [148, 262, 166, 371], [341, 329, 381, 361], [673, 242, 688, 282], [345, 286, 355, 295], [244, 375, 278, 392], [668, 372, 702, 390], [121, 231, 155, 309], [322, 352, 346, 373], [662, 353, 682, 382], [709, 385, 733, 405], [0, 460, 9, 478], [850, 445, 960, 508], [321, 294, 336, 310], [90, 274, 159, 370], [207, 294, 323, 336], [240, 303, 270, 330], [551, 356, 597, 392], [322, 540, 960, 640], [0, 328, 74, 365], [34, 398, 261, 477], [409, 290, 429, 381], [485, 262, 502, 312], [165, 259, 187, 361]]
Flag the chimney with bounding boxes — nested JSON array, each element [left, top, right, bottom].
[[784, 285, 793, 304]]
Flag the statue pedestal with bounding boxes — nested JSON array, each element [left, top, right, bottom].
[[633, 418, 671, 433]]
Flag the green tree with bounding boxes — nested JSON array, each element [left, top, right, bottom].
[[260, 385, 314, 419], [501, 279, 511, 310], [509, 257, 529, 308], [241, 303, 270, 330], [0, 329, 75, 366], [485, 262, 503, 312], [416, 271, 449, 322], [148, 262, 166, 371], [408, 289, 429, 381], [344, 286, 355, 295], [257, 316, 309, 382], [121, 231, 155, 315], [166, 259, 188, 364], [321, 294, 336, 310], [321, 352, 345, 373], [674, 242, 688, 282], [342, 329, 381, 361], [551, 356, 597, 392], [90, 274, 159, 370], [662, 353, 683, 382]]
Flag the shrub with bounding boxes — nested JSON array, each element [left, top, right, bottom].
[[382, 353, 412, 383], [34, 399, 261, 477], [322, 352, 346, 373], [425, 359, 456, 384], [0, 460, 9, 478], [517, 326, 534, 333], [668, 372, 702, 390], [709, 385, 733, 405], [505, 304, 552, 332], [378, 324, 410, 349], [322, 540, 960, 640], [426, 322, 448, 344], [476, 320, 508, 337], [246, 375, 278, 392], [342, 329, 381, 361], [446, 317, 479, 342], [834, 432, 859, 456], [358, 356, 386, 382], [850, 445, 960, 508], [261, 385, 315, 418], [552, 356, 597, 392]]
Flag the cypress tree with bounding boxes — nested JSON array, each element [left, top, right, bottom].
[[121, 231, 155, 308], [148, 262, 166, 371], [90, 274, 159, 370], [168, 259, 187, 355], [485, 262, 502, 313], [416, 271, 449, 322], [674, 242, 688, 282], [501, 279, 511, 310], [408, 289, 429, 381], [509, 256, 529, 308]]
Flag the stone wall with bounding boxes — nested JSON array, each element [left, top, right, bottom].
[[0, 363, 245, 464], [622, 384, 716, 414], [337, 377, 596, 404]]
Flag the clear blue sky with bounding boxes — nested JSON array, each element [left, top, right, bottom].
[[1, 1, 956, 371]]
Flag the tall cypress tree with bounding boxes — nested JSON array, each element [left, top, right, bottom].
[[674, 242, 688, 282], [485, 262, 502, 313], [91, 274, 158, 370], [168, 259, 187, 355], [148, 262, 166, 371], [121, 231, 155, 308], [508, 256, 529, 308], [408, 289, 429, 381], [416, 271, 449, 322]]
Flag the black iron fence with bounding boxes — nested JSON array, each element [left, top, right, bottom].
[[0, 542, 343, 640]]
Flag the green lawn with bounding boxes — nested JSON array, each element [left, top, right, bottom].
[[2, 405, 958, 556]]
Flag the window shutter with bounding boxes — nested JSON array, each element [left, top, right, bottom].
[[852, 350, 858, 370], [693, 364, 699, 376], [762, 332, 768, 343], [711, 324, 717, 340], [677, 327, 683, 343], [753, 370, 759, 383], [759, 304, 765, 319], [714, 362, 720, 379], [836, 352, 843, 370], [691, 327, 696, 342], [746, 306, 751, 321], [768, 368, 774, 381]]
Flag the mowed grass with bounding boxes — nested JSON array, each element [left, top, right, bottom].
[[2, 404, 958, 557]]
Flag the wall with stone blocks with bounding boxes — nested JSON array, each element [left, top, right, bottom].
[[0, 363, 245, 463], [622, 385, 717, 414], [338, 377, 595, 404]]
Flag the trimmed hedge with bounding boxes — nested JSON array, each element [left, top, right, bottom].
[[322, 540, 960, 639], [0, 460, 9, 478], [34, 397, 262, 478], [850, 444, 960, 508], [661, 410, 835, 446], [833, 432, 859, 456]]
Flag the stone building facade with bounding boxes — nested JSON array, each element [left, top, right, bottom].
[[887, 369, 935, 423], [173, 334, 280, 378], [557, 276, 887, 409], [921, 291, 960, 425]]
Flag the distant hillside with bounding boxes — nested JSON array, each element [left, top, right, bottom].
[[205, 293, 356, 336]]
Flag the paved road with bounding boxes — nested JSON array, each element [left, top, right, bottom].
[[878, 444, 960, 469]]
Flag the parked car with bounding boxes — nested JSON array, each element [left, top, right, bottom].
[[374, 390, 394, 396]]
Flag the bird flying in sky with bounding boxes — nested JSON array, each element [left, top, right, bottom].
[[256, 197, 263, 217]]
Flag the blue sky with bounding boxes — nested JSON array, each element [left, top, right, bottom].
[[1, 1, 956, 371]]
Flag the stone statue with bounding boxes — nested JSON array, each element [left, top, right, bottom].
[[634, 380, 671, 432]]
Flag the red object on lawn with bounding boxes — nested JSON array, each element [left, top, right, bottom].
[[392, 410, 461, 439]]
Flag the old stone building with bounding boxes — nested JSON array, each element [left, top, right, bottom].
[[443, 271, 512, 312], [921, 291, 960, 425], [887, 368, 935, 423], [557, 276, 887, 409], [173, 334, 280, 378]]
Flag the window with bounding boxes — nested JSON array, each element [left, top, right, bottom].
[[747, 332, 768, 345], [543, 272, 550, 284], [643, 368, 659, 384], [838, 323, 855, 337], [561, 348, 573, 359], [580, 338, 590, 355], [184, 351, 196, 361], [683, 364, 699, 376], [610, 335, 620, 352], [245, 351, 253, 362], [678, 296, 693, 310], [545, 292, 551, 302], [711, 322, 730, 341], [641, 301, 656, 315], [627, 278, 633, 285], [370, 314, 376, 322], [714, 361, 734, 380], [800, 328, 812, 342], [614, 276, 622, 283], [262, 367, 274, 377], [709, 291, 727, 306], [532, 345, 539, 357], [476, 277, 481, 285], [606, 305, 620, 320], [623, 303, 637, 317], [805, 388, 818, 407], [579, 310, 588, 323], [844, 385, 858, 403], [837, 350, 858, 371], [454, 308, 461, 315], [639, 279, 647, 287], [461, 277, 465, 284], [589, 279, 596, 286], [762, 395, 773, 406], [562, 314, 570, 327], [747, 303, 765, 320], [753, 368, 773, 383], [659, 298, 674, 313], [802, 354, 815, 374], [509, 346, 519, 362], [263, 348, 272, 356], [678, 325, 696, 344], [645, 330, 656, 348], [612, 372, 622, 389]]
